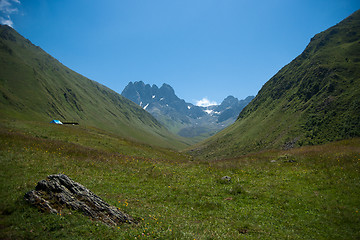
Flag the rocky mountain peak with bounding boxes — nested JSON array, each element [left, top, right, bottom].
[[220, 95, 239, 107], [121, 81, 254, 140]]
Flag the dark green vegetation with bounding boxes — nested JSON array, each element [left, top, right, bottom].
[[0, 25, 189, 150], [1, 122, 360, 239], [1, 10, 360, 240], [191, 10, 360, 159]]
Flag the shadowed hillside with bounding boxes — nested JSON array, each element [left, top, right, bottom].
[[0, 25, 189, 149], [190, 10, 360, 159]]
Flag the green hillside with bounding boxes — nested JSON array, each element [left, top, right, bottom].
[[190, 10, 360, 159], [1, 125, 360, 239], [0, 25, 189, 150], [1, 16, 360, 239]]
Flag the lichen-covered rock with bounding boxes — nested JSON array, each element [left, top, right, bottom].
[[24, 174, 135, 226]]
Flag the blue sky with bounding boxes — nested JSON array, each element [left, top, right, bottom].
[[1, 0, 359, 106]]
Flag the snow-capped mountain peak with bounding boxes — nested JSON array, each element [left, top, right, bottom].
[[121, 81, 254, 139]]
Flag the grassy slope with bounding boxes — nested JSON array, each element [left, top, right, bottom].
[[0, 25, 190, 150], [190, 10, 360, 159], [1, 12, 360, 240], [1, 124, 359, 239]]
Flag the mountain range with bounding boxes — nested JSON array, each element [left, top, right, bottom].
[[1, 9, 360, 239], [1, 10, 359, 159], [0, 24, 189, 150], [121, 81, 254, 139], [190, 10, 360, 159]]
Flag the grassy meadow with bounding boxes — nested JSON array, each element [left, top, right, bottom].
[[1, 120, 359, 239]]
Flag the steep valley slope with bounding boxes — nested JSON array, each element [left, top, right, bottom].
[[190, 10, 360, 159], [0, 25, 189, 150]]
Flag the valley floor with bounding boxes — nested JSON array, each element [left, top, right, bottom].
[[1, 120, 360, 239]]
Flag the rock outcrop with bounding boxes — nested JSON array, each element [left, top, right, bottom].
[[24, 174, 135, 226]]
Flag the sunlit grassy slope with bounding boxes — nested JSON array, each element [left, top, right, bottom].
[[1, 10, 360, 240], [0, 25, 190, 150], [190, 10, 360, 159], [1, 121, 359, 239]]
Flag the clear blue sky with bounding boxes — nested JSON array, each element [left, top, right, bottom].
[[2, 0, 359, 105]]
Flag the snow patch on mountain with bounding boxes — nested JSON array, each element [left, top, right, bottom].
[[121, 81, 254, 140], [196, 98, 218, 107], [204, 109, 214, 115]]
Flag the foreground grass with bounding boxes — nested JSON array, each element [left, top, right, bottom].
[[1, 123, 360, 239]]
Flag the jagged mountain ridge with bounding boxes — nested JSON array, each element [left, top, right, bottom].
[[121, 81, 254, 139], [190, 10, 360, 159], [0, 24, 189, 149]]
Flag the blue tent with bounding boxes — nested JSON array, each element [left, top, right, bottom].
[[50, 120, 63, 124]]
